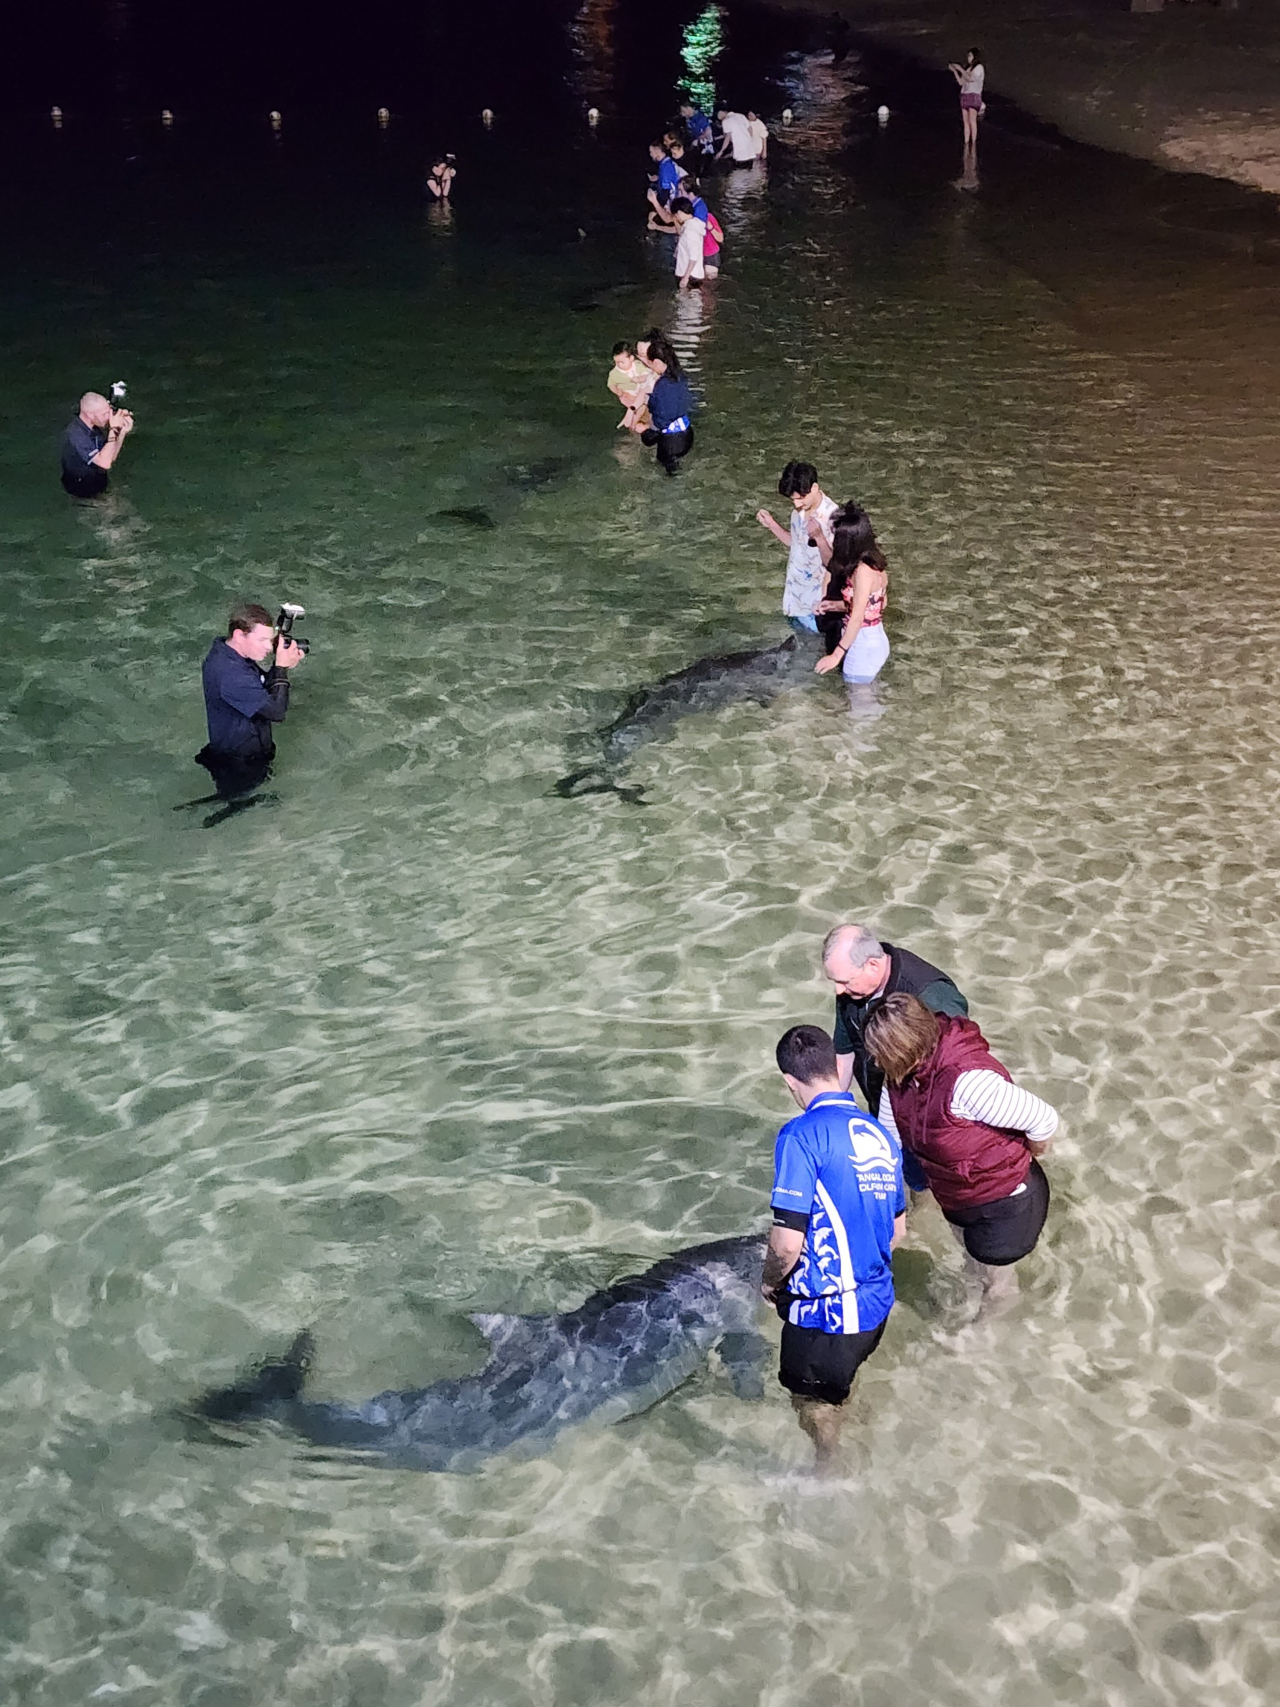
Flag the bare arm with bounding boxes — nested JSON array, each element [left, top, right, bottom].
[[756, 508, 790, 547], [815, 561, 875, 673], [761, 1226, 804, 1304], [891, 1212, 906, 1250], [90, 410, 133, 470], [808, 522, 833, 567], [836, 1052, 855, 1092]]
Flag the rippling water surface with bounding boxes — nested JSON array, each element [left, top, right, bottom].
[[2, 5, 1278, 1704]]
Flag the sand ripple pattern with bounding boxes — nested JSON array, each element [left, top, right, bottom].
[[1, 44, 1279, 1707]]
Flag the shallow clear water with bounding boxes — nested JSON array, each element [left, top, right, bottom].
[[1, 7, 1278, 1705]]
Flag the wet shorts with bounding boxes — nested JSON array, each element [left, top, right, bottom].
[[778, 1316, 887, 1406], [944, 1159, 1050, 1266]]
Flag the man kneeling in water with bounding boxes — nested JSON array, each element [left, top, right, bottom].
[[763, 1025, 905, 1471]]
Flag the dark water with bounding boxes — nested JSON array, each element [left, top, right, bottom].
[[1, 4, 1278, 1704]]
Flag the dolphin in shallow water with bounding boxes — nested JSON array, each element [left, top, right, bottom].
[[554, 634, 815, 803], [190, 1234, 768, 1473]]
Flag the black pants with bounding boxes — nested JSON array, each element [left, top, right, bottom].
[[62, 469, 109, 499], [195, 744, 274, 801], [778, 1317, 887, 1406], [944, 1160, 1050, 1266], [641, 424, 694, 474]]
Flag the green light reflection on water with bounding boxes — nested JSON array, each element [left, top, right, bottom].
[[680, 4, 725, 114]]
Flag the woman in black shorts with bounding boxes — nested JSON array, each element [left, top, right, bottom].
[[864, 993, 1057, 1303]]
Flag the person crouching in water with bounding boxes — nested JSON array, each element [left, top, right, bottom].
[[639, 332, 696, 475], [864, 994, 1058, 1310], [670, 196, 706, 292], [814, 504, 890, 683]]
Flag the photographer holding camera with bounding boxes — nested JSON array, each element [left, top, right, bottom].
[[60, 389, 133, 498], [195, 603, 306, 811]]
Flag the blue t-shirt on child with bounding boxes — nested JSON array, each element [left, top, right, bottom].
[[771, 1092, 905, 1335]]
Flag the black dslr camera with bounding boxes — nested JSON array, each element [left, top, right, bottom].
[[109, 380, 128, 412], [275, 602, 311, 656]]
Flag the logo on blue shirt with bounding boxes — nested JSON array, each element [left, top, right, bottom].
[[771, 1095, 905, 1336]]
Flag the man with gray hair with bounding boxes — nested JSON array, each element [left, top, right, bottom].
[[822, 924, 969, 1190]]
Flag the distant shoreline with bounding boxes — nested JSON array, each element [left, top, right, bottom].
[[766, 0, 1280, 199]]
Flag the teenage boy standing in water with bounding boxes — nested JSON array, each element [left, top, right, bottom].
[[764, 1025, 905, 1472], [756, 461, 838, 633]]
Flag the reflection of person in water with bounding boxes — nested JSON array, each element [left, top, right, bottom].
[[192, 603, 304, 824]]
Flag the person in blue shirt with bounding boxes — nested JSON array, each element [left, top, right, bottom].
[[60, 391, 134, 498], [645, 142, 682, 231], [192, 602, 305, 821], [679, 98, 715, 155], [637, 331, 696, 476], [763, 1023, 906, 1470]]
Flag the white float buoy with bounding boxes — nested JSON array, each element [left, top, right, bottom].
[[161, 109, 174, 128], [782, 107, 793, 125], [377, 107, 390, 128], [269, 110, 283, 131], [481, 107, 494, 128], [51, 106, 63, 128], [587, 107, 600, 127], [877, 105, 890, 125]]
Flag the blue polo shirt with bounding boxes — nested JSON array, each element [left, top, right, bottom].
[[201, 638, 289, 757], [771, 1092, 905, 1335], [657, 157, 682, 198], [60, 417, 109, 496]]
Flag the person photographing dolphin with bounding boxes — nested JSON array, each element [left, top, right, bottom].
[[60, 388, 134, 498], [764, 1024, 905, 1472], [188, 602, 305, 825]]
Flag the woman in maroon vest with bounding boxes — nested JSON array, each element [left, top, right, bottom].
[[864, 994, 1057, 1294]]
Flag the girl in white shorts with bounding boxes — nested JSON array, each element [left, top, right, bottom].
[[814, 508, 890, 684]]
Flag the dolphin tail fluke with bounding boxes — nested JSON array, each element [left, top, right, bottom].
[[551, 767, 650, 807], [193, 1330, 314, 1423]]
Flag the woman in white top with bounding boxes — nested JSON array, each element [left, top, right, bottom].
[[948, 49, 985, 149]]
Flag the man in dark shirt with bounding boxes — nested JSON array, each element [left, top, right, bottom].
[[196, 603, 304, 809], [60, 392, 133, 497], [822, 923, 969, 1192]]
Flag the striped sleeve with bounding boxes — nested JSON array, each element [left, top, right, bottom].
[[950, 1069, 1059, 1142], [875, 1085, 901, 1143]]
